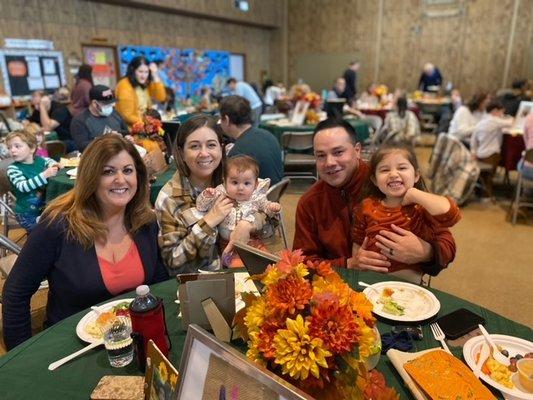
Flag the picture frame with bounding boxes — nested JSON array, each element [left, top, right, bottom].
[[176, 324, 314, 400], [81, 44, 119, 88], [144, 340, 179, 400], [290, 100, 309, 125]]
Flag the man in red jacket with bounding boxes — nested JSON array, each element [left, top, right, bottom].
[[293, 118, 456, 275]]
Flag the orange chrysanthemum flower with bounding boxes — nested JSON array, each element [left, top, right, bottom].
[[350, 291, 375, 326], [257, 320, 284, 360], [267, 274, 312, 317], [306, 260, 336, 278], [308, 299, 359, 354], [360, 370, 400, 400], [277, 249, 305, 274]]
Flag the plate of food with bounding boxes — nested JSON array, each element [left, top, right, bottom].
[[363, 281, 440, 322], [463, 334, 533, 399], [76, 299, 133, 343], [66, 167, 77, 177]]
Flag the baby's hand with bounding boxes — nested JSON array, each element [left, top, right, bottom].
[[401, 187, 419, 206], [43, 165, 59, 178], [267, 202, 281, 213], [203, 187, 218, 198]]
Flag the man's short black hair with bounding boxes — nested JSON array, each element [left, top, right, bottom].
[[512, 79, 526, 90], [220, 95, 252, 125], [313, 118, 359, 144], [226, 77, 237, 85], [486, 99, 505, 113]]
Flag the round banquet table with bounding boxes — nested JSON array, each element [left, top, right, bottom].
[[45, 164, 177, 205], [0, 269, 530, 399], [260, 117, 370, 144]]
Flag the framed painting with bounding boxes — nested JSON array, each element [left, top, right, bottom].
[[81, 44, 119, 88]]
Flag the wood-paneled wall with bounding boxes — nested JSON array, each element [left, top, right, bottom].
[[288, 0, 533, 98], [0, 0, 284, 92]]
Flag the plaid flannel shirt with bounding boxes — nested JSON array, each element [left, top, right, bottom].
[[428, 134, 480, 205], [155, 171, 220, 276]]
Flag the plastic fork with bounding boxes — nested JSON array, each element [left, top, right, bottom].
[[430, 323, 451, 354], [478, 324, 510, 366]]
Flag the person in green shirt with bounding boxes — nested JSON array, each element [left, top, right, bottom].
[[6, 129, 60, 232]]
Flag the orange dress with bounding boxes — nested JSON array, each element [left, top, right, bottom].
[[352, 197, 461, 272]]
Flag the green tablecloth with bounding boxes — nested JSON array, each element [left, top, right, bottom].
[[1, 270, 530, 399], [45, 165, 177, 205], [260, 117, 370, 143]]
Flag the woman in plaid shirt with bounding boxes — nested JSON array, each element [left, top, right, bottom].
[[155, 115, 262, 275]]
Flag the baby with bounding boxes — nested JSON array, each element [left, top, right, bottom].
[[196, 155, 281, 267]]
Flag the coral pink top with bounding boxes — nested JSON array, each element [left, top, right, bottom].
[[98, 242, 145, 295]]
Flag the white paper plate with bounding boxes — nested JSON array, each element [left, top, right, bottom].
[[463, 334, 533, 400], [66, 167, 77, 177], [75, 298, 133, 343], [363, 281, 440, 322]]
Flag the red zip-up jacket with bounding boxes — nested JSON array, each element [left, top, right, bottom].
[[293, 161, 456, 275]]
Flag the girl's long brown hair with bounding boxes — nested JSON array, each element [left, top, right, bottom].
[[360, 142, 427, 201], [43, 135, 154, 248]]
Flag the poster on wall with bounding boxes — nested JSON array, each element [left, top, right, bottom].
[[119, 45, 230, 101], [82, 44, 118, 88], [0, 49, 66, 99]]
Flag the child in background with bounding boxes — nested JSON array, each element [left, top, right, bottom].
[[196, 155, 281, 267], [6, 129, 60, 232], [25, 122, 49, 157], [352, 143, 461, 273]]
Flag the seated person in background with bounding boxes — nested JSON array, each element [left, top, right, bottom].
[[358, 83, 379, 107], [293, 118, 456, 275], [327, 77, 349, 102], [352, 143, 461, 273], [1, 135, 168, 350], [5, 129, 60, 232], [70, 85, 129, 152], [327, 77, 369, 120], [26, 90, 55, 125], [418, 63, 442, 92], [517, 111, 533, 179], [25, 122, 49, 157], [226, 78, 263, 127], [262, 80, 285, 108], [470, 100, 513, 198], [39, 87, 76, 152], [196, 155, 281, 268], [448, 92, 490, 143], [219, 95, 283, 185], [499, 79, 531, 117], [378, 97, 420, 145]]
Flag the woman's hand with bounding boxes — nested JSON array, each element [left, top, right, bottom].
[[149, 62, 160, 81], [203, 196, 233, 228], [223, 220, 253, 255], [374, 224, 433, 264], [347, 237, 390, 272]]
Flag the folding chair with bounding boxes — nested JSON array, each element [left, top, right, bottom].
[[266, 178, 290, 249], [46, 140, 67, 161], [280, 131, 317, 182], [0, 161, 26, 243], [511, 148, 533, 224]]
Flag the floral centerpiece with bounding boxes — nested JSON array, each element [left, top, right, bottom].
[[239, 250, 398, 399], [131, 114, 166, 153]]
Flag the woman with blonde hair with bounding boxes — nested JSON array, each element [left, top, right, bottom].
[[2, 135, 168, 350]]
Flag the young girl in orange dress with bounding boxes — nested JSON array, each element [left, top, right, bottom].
[[352, 143, 461, 272]]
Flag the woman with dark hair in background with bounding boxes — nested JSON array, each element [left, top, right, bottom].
[[378, 96, 420, 145], [70, 64, 94, 117], [115, 56, 166, 128], [448, 91, 490, 143]]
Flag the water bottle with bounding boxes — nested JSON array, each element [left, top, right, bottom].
[[129, 285, 170, 370]]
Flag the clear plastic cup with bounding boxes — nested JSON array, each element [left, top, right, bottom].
[[101, 316, 134, 368]]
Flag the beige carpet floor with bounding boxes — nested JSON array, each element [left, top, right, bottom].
[[1, 146, 531, 355]]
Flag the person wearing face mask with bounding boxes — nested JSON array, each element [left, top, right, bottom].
[[70, 85, 130, 152]]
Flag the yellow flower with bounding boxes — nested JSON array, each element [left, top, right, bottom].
[[158, 361, 168, 382], [244, 296, 268, 334], [169, 373, 178, 388], [246, 332, 267, 366], [262, 265, 283, 286], [273, 315, 331, 380], [294, 263, 309, 280], [356, 318, 375, 360]]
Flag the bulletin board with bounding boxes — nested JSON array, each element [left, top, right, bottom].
[[81, 44, 119, 88], [0, 49, 66, 99]]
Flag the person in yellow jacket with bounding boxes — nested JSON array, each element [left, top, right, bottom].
[[115, 56, 167, 128]]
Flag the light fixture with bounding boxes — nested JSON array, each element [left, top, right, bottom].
[[234, 0, 249, 12]]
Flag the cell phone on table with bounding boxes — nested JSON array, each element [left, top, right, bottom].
[[435, 308, 485, 340]]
